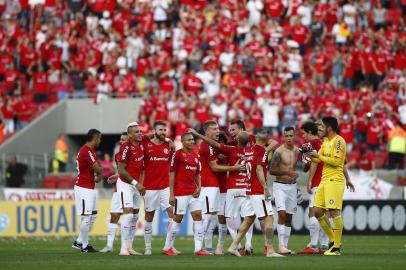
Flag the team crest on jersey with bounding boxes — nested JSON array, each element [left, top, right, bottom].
[[329, 199, 335, 205], [148, 143, 152, 147], [131, 146, 135, 150], [164, 148, 169, 154]]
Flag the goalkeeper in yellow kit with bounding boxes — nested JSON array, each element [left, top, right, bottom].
[[306, 117, 354, 256]]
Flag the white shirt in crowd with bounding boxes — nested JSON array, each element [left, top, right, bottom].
[[297, 4, 312, 26], [343, 3, 357, 25], [288, 53, 302, 74], [153, 0, 168, 22], [246, 0, 263, 26]]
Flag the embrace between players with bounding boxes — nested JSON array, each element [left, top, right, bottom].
[[72, 117, 354, 257]]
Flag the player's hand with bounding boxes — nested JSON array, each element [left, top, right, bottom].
[[232, 160, 246, 172], [95, 175, 102, 183], [307, 183, 312, 194], [107, 174, 119, 184], [136, 183, 146, 196], [306, 151, 319, 158], [169, 194, 175, 206], [346, 180, 355, 192], [264, 189, 272, 201], [193, 187, 201, 198]]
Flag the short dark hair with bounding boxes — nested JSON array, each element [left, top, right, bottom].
[[121, 132, 128, 136], [322, 116, 339, 133], [153, 120, 167, 129], [181, 132, 193, 141], [301, 121, 318, 135], [203, 120, 218, 132], [230, 120, 246, 130], [284, 126, 295, 133], [218, 131, 228, 144], [87, 129, 101, 142]]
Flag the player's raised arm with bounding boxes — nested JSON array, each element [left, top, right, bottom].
[[209, 160, 245, 172], [269, 151, 298, 178], [188, 128, 221, 149]]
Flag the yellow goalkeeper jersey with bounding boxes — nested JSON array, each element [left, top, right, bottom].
[[314, 135, 346, 183]]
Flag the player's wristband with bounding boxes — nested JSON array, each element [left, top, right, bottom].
[[131, 179, 138, 186]]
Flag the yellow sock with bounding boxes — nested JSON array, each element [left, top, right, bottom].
[[318, 215, 334, 242], [332, 216, 343, 248]]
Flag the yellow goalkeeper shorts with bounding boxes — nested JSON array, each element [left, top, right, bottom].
[[314, 180, 345, 210]]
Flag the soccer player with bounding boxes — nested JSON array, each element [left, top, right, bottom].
[[306, 117, 354, 256], [142, 121, 177, 255], [269, 126, 300, 255], [198, 120, 244, 254], [72, 129, 103, 253], [297, 122, 329, 254], [116, 122, 146, 256], [163, 133, 212, 256], [227, 131, 283, 257], [100, 132, 128, 253], [189, 128, 254, 255]]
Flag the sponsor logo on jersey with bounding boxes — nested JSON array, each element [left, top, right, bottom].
[[164, 148, 169, 154]]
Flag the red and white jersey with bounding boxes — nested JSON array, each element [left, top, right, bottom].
[[217, 152, 228, 193], [117, 141, 144, 183], [170, 149, 200, 196], [198, 141, 219, 187], [309, 138, 323, 188], [219, 144, 253, 189], [143, 137, 172, 190], [75, 145, 99, 189], [246, 145, 268, 195], [113, 152, 120, 192]]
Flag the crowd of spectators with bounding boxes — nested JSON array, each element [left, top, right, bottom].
[[0, 0, 406, 167]]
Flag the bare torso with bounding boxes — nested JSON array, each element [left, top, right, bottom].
[[274, 144, 299, 183]]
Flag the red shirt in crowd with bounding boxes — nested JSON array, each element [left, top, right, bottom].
[[75, 145, 99, 189], [357, 152, 374, 171], [366, 121, 381, 145], [170, 148, 200, 196]]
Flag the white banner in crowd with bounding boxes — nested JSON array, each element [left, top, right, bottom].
[[344, 172, 393, 200], [4, 188, 75, 201]]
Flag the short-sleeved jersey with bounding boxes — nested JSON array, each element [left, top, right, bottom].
[[170, 149, 200, 196], [310, 138, 323, 188], [143, 137, 171, 190], [117, 141, 144, 183], [75, 145, 98, 189], [219, 144, 252, 189], [198, 141, 219, 187], [316, 135, 346, 183], [217, 152, 228, 193], [246, 145, 268, 195]]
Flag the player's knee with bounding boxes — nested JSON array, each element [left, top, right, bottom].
[[278, 211, 286, 223], [110, 213, 121, 223], [173, 215, 183, 223], [123, 208, 133, 214], [132, 208, 139, 214], [191, 211, 202, 221], [218, 215, 226, 224], [145, 211, 155, 222], [166, 207, 174, 218]]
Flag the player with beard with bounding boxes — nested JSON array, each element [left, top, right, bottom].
[[142, 121, 178, 255]]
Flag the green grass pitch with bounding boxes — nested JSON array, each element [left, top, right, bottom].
[[1, 235, 405, 270]]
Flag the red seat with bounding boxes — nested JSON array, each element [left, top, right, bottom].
[[57, 178, 74, 189], [374, 151, 388, 169], [386, 9, 402, 25], [346, 151, 360, 163], [42, 176, 58, 189]]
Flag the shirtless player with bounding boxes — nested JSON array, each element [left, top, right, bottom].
[[269, 126, 300, 255]]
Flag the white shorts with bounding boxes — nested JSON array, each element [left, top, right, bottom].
[[225, 189, 255, 218], [174, 195, 202, 215], [74, 185, 97, 215], [199, 187, 220, 214], [144, 187, 171, 212], [110, 192, 123, 213], [273, 182, 297, 214], [217, 193, 227, 216], [249, 194, 274, 218], [309, 187, 317, 208], [117, 179, 142, 210]]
